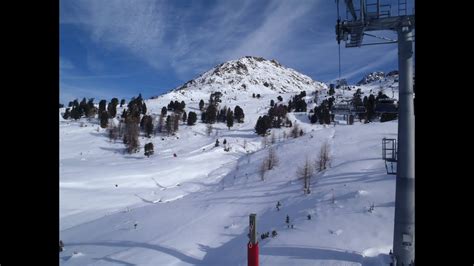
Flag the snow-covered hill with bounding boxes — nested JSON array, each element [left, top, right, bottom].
[[147, 56, 326, 110], [356, 72, 386, 86], [173, 56, 325, 94], [60, 57, 399, 265]]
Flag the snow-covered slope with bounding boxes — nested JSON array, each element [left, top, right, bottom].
[[60, 58, 399, 265]]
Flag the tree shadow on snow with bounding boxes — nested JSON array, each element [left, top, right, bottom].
[[259, 245, 390, 265], [123, 156, 145, 160], [89, 131, 108, 138], [99, 146, 125, 153], [67, 241, 201, 265], [92, 256, 136, 266], [260, 246, 364, 264], [316, 170, 392, 188]]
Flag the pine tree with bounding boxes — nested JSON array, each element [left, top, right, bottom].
[[187, 112, 197, 125], [108, 99, 118, 118], [161, 106, 167, 116], [63, 108, 71, 119], [70, 106, 81, 120], [85, 98, 96, 118], [328, 87, 335, 96], [255, 115, 271, 136], [365, 94, 376, 122], [199, 99, 205, 111], [100, 111, 109, 128], [99, 100, 107, 120], [226, 110, 234, 129], [143, 115, 154, 138], [120, 99, 126, 107], [218, 106, 227, 123], [352, 89, 363, 108], [144, 143, 154, 157], [234, 105, 245, 123], [205, 104, 217, 124], [182, 111, 187, 123], [124, 111, 140, 154], [165, 115, 173, 135], [110, 98, 119, 107]]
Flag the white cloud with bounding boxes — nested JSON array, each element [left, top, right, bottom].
[[225, 1, 318, 60], [61, 0, 401, 85], [67, 0, 167, 69]]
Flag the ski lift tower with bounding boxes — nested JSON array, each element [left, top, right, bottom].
[[335, 1, 415, 265]]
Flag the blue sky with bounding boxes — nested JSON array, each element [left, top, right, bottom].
[[60, 0, 411, 104]]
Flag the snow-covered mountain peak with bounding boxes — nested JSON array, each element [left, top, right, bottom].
[[356, 71, 386, 85], [171, 56, 326, 96]]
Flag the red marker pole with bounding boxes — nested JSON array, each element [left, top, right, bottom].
[[248, 213, 259, 266]]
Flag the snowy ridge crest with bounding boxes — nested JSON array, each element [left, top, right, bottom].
[[170, 56, 326, 96]]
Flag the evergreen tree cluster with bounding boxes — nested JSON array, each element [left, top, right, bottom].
[[167, 100, 186, 112], [66, 98, 96, 120], [209, 92, 222, 106], [267, 104, 289, 128], [255, 115, 272, 136], [201, 104, 217, 124], [201, 92, 244, 127], [255, 103, 291, 135], [309, 99, 331, 125], [127, 94, 147, 116], [288, 91, 307, 112]]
